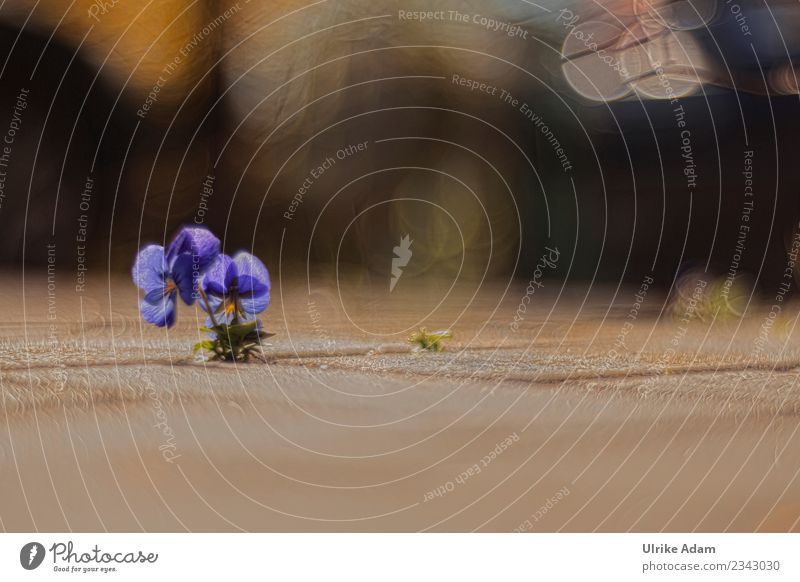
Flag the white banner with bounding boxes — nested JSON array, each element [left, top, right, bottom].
[[0, 534, 796, 581]]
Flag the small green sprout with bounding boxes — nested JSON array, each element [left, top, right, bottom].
[[409, 328, 452, 352]]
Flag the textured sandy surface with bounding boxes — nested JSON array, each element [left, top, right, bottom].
[[2, 274, 800, 531]]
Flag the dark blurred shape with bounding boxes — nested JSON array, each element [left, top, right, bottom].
[[1, 0, 800, 293]]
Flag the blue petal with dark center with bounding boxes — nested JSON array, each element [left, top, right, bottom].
[[240, 290, 270, 315], [132, 245, 167, 293], [233, 252, 270, 314], [140, 288, 177, 327], [202, 254, 236, 296], [166, 226, 221, 272], [171, 254, 198, 306]]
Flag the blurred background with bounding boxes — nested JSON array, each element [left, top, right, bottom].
[[0, 0, 799, 293]]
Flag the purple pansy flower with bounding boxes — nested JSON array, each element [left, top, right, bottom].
[[132, 245, 179, 327], [200, 252, 271, 325], [132, 226, 221, 327]]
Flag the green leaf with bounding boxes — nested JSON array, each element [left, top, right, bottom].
[[193, 340, 216, 353], [193, 323, 276, 363]]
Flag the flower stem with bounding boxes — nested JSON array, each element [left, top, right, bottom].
[[198, 287, 219, 327]]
